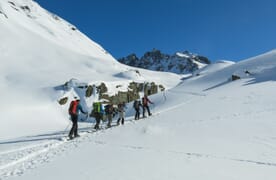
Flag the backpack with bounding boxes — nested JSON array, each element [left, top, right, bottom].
[[134, 100, 139, 109], [104, 104, 112, 114], [69, 100, 78, 115], [93, 102, 101, 113], [142, 97, 146, 105], [117, 103, 123, 112], [142, 97, 150, 105]]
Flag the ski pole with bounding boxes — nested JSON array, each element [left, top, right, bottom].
[[163, 91, 167, 101], [151, 103, 155, 114], [63, 120, 72, 133]]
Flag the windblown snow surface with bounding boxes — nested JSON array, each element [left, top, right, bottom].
[[1, 0, 276, 180]]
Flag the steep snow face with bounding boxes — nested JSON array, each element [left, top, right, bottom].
[[0, 0, 123, 87], [0, 0, 110, 57]]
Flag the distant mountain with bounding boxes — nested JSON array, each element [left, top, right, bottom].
[[118, 49, 211, 74]]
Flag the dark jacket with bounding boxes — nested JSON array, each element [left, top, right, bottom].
[[142, 96, 153, 106], [133, 100, 142, 109]]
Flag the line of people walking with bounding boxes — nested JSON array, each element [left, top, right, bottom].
[[67, 95, 154, 139], [133, 95, 154, 120]]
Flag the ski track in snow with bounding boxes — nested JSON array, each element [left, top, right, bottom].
[[0, 122, 133, 179], [1, 97, 276, 179], [0, 131, 91, 179]]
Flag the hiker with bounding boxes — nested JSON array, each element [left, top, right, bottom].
[[92, 102, 104, 130], [133, 100, 142, 120], [105, 104, 116, 128], [68, 97, 87, 139], [142, 95, 153, 118], [117, 102, 126, 125]]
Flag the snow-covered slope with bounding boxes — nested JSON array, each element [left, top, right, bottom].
[[1, 50, 276, 180], [180, 50, 276, 92], [1, 0, 276, 179], [193, 60, 235, 76], [0, 0, 182, 140]]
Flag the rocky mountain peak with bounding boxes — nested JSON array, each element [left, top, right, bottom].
[[118, 49, 210, 74]]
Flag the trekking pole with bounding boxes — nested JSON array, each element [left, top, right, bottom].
[[151, 103, 155, 114], [63, 120, 72, 134], [163, 91, 167, 101], [55, 120, 71, 140], [86, 113, 89, 121]]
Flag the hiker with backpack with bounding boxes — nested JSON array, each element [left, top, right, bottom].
[[133, 99, 142, 120], [92, 102, 104, 130], [117, 102, 127, 125], [68, 97, 87, 139], [142, 95, 153, 118], [105, 103, 116, 128]]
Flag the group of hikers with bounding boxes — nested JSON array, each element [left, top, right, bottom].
[[68, 95, 154, 140]]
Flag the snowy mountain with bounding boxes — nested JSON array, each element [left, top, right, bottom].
[[0, 0, 182, 140], [118, 49, 211, 74], [1, 0, 276, 180]]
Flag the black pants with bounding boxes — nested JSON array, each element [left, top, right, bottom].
[[143, 105, 151, 117], [117, 117, 125, 125], [94, 113, 101, 130], [134, 108, 140, 120], [69, 114, 78, 137]]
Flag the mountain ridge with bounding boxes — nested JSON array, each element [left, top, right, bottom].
[[118, 49, 211, 74]]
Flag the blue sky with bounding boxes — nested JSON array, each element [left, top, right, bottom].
[[36, 0, 276, 61]]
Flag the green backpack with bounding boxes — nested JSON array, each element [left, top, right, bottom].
[[93, 102, 101, 113], [90, 102, 101, 117]]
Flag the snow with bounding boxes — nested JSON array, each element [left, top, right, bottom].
[[1, 0, 276, 179], [193, 60, 235, 76], [176, 52, 190, 58], [0, 0, 181, 140]]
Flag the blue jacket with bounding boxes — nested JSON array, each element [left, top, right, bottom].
[[77, 104, 86, 114]]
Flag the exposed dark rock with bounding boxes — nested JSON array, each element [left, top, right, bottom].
[[232, 74, 241, 81], [86, 85, 93, 97], [8, 1, 16, 6], [97, 81, 164, 105], [58, 97, 68, 105], [52, 14, 60, 21], [20, 5, 31, 13], [118, 49, 210, 74], [0, 10, 8, 18], [244, 70, 252, 76], [58, 81, 164, 107]]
